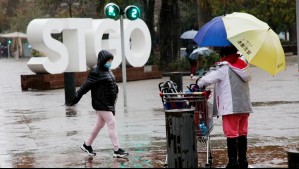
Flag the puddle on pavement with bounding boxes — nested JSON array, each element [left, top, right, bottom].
[[10, 152, 35, 168], [1, 106, 297, 168], [252, 101, 299, 107], [66, 131, 78, 137], [4, 109, 47, 125], [2, 137, 296, 168]]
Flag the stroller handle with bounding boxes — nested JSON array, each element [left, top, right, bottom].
[[160, 92, 203, 97]]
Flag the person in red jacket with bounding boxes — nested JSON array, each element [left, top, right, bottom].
[[197, 46, 253, 168], [186, 42, 198, 79]]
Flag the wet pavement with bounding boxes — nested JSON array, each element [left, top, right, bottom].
[[0, 56, 299, 168]]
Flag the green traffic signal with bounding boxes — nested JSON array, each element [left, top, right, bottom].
[[125, 5, 141, 20], [7, 40, 12, 45], [104, 3, 120, 20]]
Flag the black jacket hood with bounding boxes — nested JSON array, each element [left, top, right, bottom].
[[97, 50, 114, 70]]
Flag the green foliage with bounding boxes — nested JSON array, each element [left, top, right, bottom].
[[202, 51, 219, 70], [164, 49, 219, 73], [167, 57, 190, 72], [146, 55, 159, 66], [31, 49, 44, 57]]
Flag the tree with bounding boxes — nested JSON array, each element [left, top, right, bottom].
[[0, 10, 10, 32], [179, 0, 198, 31], [159, 0, 180, 71], [36, 0, 99, 18], [9, 1, 43, 32], [197, 0, 212, 29], [141, 0, 156, 62], [0, 0, 19, 32], [6, 0, 20, 17]]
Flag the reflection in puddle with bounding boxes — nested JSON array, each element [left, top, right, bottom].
[[252, 101, 299, 107], [33, 94, 46, 96], [66, 131, 78, 137], [12, 152, 35, 168], [65, 106, 77, 117], [84, 156, 94, 168], [4, 109, 46, 125], [113, 157, 129, 168]]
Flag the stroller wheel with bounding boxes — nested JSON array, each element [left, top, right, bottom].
[[205, 163, 212, 168], [204, 155, 213, 168]]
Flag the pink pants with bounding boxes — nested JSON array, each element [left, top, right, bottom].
[[222, 113, 250, 138], [85, 111, 120, 151]]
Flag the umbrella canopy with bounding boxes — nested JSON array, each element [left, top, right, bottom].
[[222, 12, 285, 76], [180, 30, 198, 39], [0, 32, 27, 38], [193, 12, 285, 76], [189, 47, 212, 60], [193, 16, 231, 47]]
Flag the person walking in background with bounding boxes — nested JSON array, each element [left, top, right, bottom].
[[196, 53, 207, 78], [185, 42, 198, 79], [196, 46, 253, 168], [68, 50, 129, 158]]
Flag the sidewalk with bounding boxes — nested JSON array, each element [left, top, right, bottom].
[[0, 56, 298, 168]]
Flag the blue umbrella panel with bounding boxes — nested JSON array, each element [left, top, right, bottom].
[[194, 16, 232, 47]]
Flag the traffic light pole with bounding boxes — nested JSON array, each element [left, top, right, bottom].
[[120, 10, 128, 107], [104, 3, 141, 108]]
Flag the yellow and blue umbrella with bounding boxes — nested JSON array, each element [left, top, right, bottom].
[[194, 12, 286, 76]]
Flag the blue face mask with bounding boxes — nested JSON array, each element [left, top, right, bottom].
[[104, 62, 112, 69]]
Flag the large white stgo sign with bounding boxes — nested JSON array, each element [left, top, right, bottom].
[[26, 18, 152, 74]]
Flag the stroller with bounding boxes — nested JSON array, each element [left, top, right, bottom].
[[159, 80, 214, 168]]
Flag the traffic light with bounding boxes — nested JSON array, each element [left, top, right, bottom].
[[125, 5, 141, 20], [104, 3, 120, 20], [7, 39, 12, 45]]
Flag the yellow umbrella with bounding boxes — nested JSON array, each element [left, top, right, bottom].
[[222, 12, 286, 76]]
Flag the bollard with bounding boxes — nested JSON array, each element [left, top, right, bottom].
[[165, 109, 198, 168], [64, 72, 76, 105], [288, 149, 299, 168], [170, 72, 183, 92]]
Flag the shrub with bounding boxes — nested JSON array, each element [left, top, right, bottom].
[[167, 57, 190, 72], [31, 49, 44, 57]]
